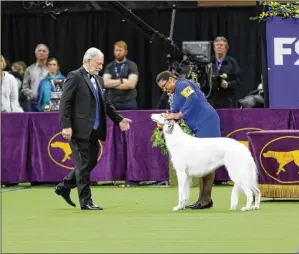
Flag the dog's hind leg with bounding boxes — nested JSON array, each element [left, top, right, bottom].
[[240, 186, 254, 212], [173, 171, 189, 211], [251, 185, 261, 210], [230, 184, 242, 211]]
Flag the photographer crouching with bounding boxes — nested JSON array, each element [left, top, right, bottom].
[[209, 37, 241, 108]]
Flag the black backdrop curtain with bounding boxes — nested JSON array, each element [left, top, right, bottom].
[[2, 6, 263, 109]]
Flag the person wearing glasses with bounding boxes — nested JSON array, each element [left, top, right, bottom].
[[155, 70, 221, 210]]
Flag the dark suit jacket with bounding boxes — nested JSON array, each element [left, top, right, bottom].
[[209, 55, 241, 108], [59, 66, 123, 140]]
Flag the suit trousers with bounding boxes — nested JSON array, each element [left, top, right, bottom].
[[58, 129, 99, 206]]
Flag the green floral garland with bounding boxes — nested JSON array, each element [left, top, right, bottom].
[[250, 1, 299, 22], [151, 121, 194, 156]]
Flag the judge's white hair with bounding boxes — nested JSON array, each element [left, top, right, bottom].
[[83, 47, 104, 63]]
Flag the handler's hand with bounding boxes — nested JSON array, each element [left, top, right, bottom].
[[119, 118, 132, 131], [165, 112, 183, 120], [157, 123, 163, 129], [62, 128, 72, 141]]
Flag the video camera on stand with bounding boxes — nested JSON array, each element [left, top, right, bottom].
[[168, 41, 214, 99], [101, 2, 215, 108]]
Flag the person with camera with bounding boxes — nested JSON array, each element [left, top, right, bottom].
[[156, 70, 221, 210], [209, 37, 241, 108]]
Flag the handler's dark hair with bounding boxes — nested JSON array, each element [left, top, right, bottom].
[[156, 70, 176, 84]]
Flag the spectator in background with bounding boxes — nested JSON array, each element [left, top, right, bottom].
[[209, 37, 241, 108], [36, 57, 65, 112], [1, 55, 23, 112], [103, 41, 139, 110], [11, 61, 27, 89], [103, 41, 139, 188], [22, 43, 49, 111], [10, 61, 29, 112]]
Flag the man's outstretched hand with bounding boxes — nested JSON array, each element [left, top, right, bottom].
[[119, 118, 132, 131]]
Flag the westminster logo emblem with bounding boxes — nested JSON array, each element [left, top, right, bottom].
[[226, 127, 263, 148], [260, 136, 299, 184], [47, 132, 103, 170]]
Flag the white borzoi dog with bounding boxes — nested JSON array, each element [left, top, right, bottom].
[[150, 113, 261, 212]]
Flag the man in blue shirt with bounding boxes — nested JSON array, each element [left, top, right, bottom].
[[156, 70, 221, 209]]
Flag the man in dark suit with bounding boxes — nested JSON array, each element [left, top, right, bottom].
[[54, 47, 132, 211]]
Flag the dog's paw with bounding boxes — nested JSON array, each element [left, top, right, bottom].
[[251, 205, 259, 210], [241, 206, 251, 212], [173, 206, 183, 211]]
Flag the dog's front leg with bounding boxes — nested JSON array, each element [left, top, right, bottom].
[[173, 171, 188, 211], [183, 175, 192, 205]]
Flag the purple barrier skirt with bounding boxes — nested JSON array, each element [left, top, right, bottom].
[[123, 110, 169, 181], [215, 109, 292, 181], [1, 109, 295, 184], [247, 130, 299, 198], [1, 113, 30, 183], [290, 109, 299, 129], [27, 111, 169, 182]]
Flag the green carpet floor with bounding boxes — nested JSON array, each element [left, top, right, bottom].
[[2, 185, 299, 253]]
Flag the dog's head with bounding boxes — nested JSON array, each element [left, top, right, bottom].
[[150, 113, 167, 125], [150, 113, 175, 134], [263, 151, 274, 158]]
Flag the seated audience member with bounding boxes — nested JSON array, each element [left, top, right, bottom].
[[22, 43, 49, 112], [1, 55, 23, 112], [36, 57, 65, 112], [209, 36, 241, 108], [103, 41, 139, 110]]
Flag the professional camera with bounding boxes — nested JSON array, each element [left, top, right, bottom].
[[211, 72, 228, 90], [167, 41, 215, 99]]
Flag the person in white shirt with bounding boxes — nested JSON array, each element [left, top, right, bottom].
[[1, 55, 23, 112], [22, 43, 49, 111]]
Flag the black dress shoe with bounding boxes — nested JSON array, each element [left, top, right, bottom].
[[199, 200, 213, 210], [81, 202, 103, 210], [186, 200, 214, 210], [186, 200, 201, 209], [54, 187, 76, 207]]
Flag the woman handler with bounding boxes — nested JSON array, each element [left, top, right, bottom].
[[156, 70, 221, 209]]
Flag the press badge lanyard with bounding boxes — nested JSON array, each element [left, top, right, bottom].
[[216, 57, 225, 73], [114, 58, 127, 79]]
